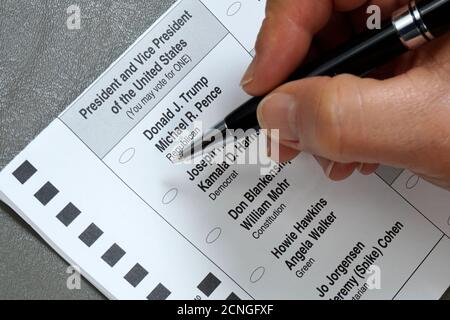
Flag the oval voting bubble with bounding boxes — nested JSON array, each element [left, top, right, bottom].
[[406, 174, 420, 190], [162, 188, 178, 205], [119, 147, 136, 164], [447, 216, 450, 226], [206, 227, 222, 244], [250, 266, 265, 283], [227, 2, 241, 16]]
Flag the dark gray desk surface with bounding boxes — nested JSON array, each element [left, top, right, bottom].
[[0, 0, 448, 300]]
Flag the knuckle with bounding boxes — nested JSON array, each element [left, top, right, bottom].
[[313, 75, 359, 160], [254, 12, 275, 54]]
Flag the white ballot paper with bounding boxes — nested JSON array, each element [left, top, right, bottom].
[[1, 0, 449, 300]]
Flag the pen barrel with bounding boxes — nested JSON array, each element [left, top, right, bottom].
[[290, 0, 450, 78], [417, 0, 450, 37], [225, 96, 262, 130], [290, 24, 408, 78]]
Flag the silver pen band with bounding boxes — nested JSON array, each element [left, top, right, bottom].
[[392, 0, 434, 50]]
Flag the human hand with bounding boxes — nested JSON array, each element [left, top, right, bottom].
[[241, 0, 450, 190]]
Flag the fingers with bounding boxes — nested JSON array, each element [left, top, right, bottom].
[[247, 0, 449, 183], [242, 0, 380, 95], [358, 163, 379, 175], [314, 156, 360, 181], [313, 12, 354, 51], [267, 132, 378, 180], [241, 0, 333, 95], [333, 0, 368, 11], [242, 0, 415, 96], [268, 138, 300, 163], [256, 70, 441, 170], [267, 133, 369, 180]]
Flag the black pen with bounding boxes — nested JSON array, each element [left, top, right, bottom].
[[178, 0, 450, 161]]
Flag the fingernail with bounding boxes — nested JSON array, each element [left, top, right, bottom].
[[257, 93, 298, 141], [314, 156, 335, 178], [325, 161, 336, 178], [357, 163, 365, 173], [240, 59, 256, 87]]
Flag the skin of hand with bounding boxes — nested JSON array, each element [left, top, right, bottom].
[[241, 0, 450, 190]]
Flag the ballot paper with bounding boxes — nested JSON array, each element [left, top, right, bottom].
[[0, 0, 449, 300]]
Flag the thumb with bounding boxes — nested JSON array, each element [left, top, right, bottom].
[[257, 72, 441, 169]]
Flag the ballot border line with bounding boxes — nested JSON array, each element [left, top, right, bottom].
[[198, 0, 254, 57], [391, 234, 445, 300], [57, 118, 256, 300], [66, 32, 230, 161], [388, 169, 406, 186], [376, 173, 449, 237]]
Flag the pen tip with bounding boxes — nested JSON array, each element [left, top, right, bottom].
[[172, 120, 228, 164]]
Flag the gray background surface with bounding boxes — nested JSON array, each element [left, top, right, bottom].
[[0, 0, 448, 300]]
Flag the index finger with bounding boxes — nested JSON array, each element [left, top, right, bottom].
[[242, 0, 368, 95]]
